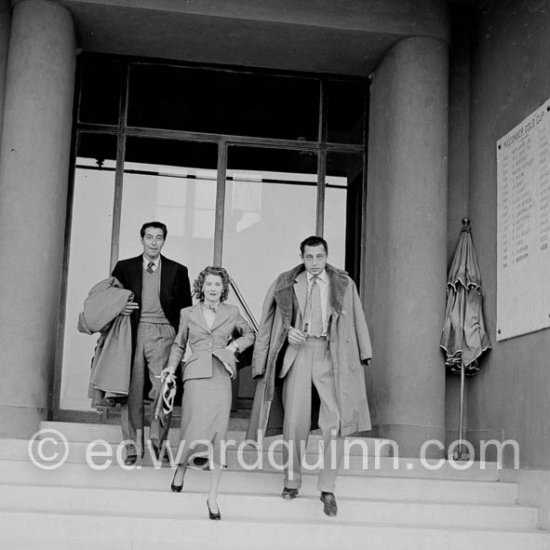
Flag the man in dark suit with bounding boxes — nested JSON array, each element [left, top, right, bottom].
[[112, 221, 192, 465]]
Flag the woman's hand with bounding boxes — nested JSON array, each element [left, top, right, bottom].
[[160, 365, 176, 379], [221, 360, 236, 380]]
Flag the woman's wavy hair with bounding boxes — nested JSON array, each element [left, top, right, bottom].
[[193, 266, 231, 303]]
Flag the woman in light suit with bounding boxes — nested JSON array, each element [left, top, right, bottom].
[[162, 266, 255, 520]]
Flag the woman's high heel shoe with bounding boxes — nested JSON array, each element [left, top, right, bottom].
[[170, 465, 185, 493], [207, 500, 221, 520]]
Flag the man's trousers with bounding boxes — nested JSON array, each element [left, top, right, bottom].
[[282, 336, 344, 492], [121, 322, 175, 457]]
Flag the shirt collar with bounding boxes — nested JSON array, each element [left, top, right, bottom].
[[143, 255, 161, 268], [307, 269, 327, 285], [202, 302, 219, 313]]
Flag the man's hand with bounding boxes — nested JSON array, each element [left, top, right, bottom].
[[121, 301, 139, 315], [287, 326, 307, 345]]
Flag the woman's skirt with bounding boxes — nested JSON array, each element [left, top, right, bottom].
[[180, 357, 231, 466]]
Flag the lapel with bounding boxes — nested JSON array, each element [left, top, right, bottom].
[[294, 270, 308, 316], [326, 264, 348, 315], [211, 302, 231, 332], [159, 255, 174, 308], [273, 264, 304, 326], [191, 304, 211, 333], [193, 302, 230, 333], [129, 256, 143, 303]]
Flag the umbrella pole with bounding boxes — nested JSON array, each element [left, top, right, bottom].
[[457, 361, 469, 460]]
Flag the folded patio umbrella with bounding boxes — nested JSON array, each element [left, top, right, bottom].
[[441, 219, 491, 375], [440, 219, 491, 458]]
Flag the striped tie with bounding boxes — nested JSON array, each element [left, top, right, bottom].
[[308, 276, 323, 337], [146, 261, 154, 274]]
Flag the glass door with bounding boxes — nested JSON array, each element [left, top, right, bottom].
[[60, 137, 218, 412], [118, 138, 218, 279], [222, 146, 320, 402], [59, 134, 117, 411]]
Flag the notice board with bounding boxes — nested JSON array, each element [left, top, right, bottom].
[[496, 99, 550, 340]]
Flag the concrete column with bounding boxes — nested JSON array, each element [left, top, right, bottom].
[[365, 37, 449, 457], [0, 0, 10, 137], [0, 0, 75, 436]]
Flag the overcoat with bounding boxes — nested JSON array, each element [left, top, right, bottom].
[[246, 263, 373, 440], [77, 277, 133, 408]]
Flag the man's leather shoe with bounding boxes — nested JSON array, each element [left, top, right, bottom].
[[282, 487, 299, 500], [189, 456, 210, 470], [124, 455, 137, 466], [320, 492, 337, 517]]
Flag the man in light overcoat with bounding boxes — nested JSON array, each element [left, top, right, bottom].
[[247, 235, 372, 517]]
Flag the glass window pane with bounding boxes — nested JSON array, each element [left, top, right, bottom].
[[78, 56, 122, 125], [224, 146, 318, 400], [119, 138, 218, 282], [223, 147, 318, 322], [326, 80, 367, 144], [61, 133, 117, 410], [128, 64, 320, 140], [324, 152, 364, 284]]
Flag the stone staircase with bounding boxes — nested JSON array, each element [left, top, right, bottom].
[[0, 421, 548, 549]]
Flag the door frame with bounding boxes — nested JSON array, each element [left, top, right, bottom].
[[51, 53, 369, 422]]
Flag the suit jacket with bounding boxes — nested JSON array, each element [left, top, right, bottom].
[[167, 303, 255, 382], [111, 254, 192, 334]]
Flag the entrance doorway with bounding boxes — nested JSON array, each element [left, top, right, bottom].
[[55, 54, 368, 420]]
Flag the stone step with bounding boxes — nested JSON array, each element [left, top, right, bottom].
[[0, 511, 548, 550], [0, 437, 501, 480], [0, 460, 518, 504], [39, 420, 393, 456], [0, 483, 538, 530]]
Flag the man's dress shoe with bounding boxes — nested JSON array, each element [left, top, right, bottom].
[[189, 456, 210, 470], [124, 455, 137, 466], [282, 487, 299, 500], [320, 492, 337, 517]]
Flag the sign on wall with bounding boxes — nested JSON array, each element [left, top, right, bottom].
[[496, 99, 550, 341]]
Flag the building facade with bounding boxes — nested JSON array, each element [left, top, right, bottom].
[[0, 0, 548, 500]]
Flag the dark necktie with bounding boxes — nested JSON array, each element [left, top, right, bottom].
[[146, 261, 154, 274]]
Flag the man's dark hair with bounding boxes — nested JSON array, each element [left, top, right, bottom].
[[300, 235, 328, 255], [140, 221, 168, 239]]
